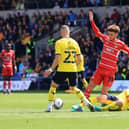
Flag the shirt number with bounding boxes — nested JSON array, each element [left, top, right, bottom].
[[64, 51, 76, 63]]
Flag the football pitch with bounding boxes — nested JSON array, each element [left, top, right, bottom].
[[0, 91, 129, 129]]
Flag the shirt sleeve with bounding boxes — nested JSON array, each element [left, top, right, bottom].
[[55, 41, 61, 55], [121, 42, 129, 55], [90, 20, 107, 40]]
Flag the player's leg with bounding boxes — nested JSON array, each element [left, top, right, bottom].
[[45, 80, 58, 112], [72, 81, 96, 111], [80, 71, 88, 89], [2, 67, 8, 94], [7, 76, 12, 94], [84, 68, 102, 99], [101, 74, 115, 105], [68, 72, 94, 112], [72, 95, 107, 112], [84, 80, 97, 98], [101, 86, 110, 95], [82, 78, 88, 89], [7, 66, 13, 94], [65, 72, 88, 94], [72, 68, 104, 112], [45, 72, 65, 112], [3, 76, 7, 94], [72, 80, 97, 112]]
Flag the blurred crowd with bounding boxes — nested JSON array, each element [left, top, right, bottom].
[[0, 0, 128, 10], [0, 7, 129, 89]]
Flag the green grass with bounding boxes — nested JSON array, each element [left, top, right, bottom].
[[0, 91, 129, 129]]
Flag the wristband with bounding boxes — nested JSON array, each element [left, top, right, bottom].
[[48, 68, 53, 72]]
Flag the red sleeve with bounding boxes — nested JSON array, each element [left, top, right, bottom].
[[121, 42, 129, 55], [90, 20, 107, 40]]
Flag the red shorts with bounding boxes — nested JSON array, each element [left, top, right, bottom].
[[2, 66, 13, 76], [90, 67, 115, 87]]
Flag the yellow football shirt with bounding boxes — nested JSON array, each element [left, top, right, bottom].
[[117, 90, 129, 110], [77, 54, 85, 72], [55, 37, 81, 72]]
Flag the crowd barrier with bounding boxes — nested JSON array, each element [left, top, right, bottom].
[[110, 80, 129, 91], [0, 80, 128, 91], [0, 80, 31, 91]]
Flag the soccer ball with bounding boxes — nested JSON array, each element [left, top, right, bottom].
[[53, 98, 63, 110]]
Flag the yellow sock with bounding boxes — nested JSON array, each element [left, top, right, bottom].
[[80, 102, 85, 107], [102, 102, 121, 111], [72, 87, 85, 100], [82, 79, 88, 89], [48, 86, 56, 103], [89, 96, 98, 104]]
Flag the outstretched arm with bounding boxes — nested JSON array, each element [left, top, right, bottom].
[[89, 11, 106, 39]]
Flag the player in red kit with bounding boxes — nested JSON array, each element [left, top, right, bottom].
[[0, 43, 17, 94], [72, 11, 129, 112]]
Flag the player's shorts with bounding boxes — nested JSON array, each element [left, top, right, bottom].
[[78, 71, 85, 79], [90, 67, 115, 87], [106, 94, 119, 101], [53, 72, 77, 86], [2, 66, 13, 76]]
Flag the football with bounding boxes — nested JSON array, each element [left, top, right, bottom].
[[53, 98, 63, 110]]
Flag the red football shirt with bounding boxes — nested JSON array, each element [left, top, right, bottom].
[[90, 20, 129, 72], [0, 49, 15, 67]]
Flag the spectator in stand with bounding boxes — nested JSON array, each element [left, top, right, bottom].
[[16, 0, 25, 10], [110, 8, 120, 22], [63, 0, 69, 8], [53, 2, 60, 10], [18, 60, 27, 77], [79, 9, 88, 26], [73, 0, 79, 7], [68, 10, 77, 26], [35, 59, 42, 73]]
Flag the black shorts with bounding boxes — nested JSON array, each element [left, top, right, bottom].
[[53, 72, 77, 86], [78, 71, 85, 79], [106, 94, 119, 101]]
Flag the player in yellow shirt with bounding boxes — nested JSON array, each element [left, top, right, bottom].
[[88, 89, 129, 112], [44, 25, 93, 112], [65, 54, 88, 93], [77, 54, 88, 89]]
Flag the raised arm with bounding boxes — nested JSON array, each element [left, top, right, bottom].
[[89, 11, 106, 39]]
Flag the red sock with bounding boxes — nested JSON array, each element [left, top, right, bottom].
[[81, 100, 83, 103], [3, 81, 6, 89], [84, 88, 92, 99], [8, 80, 11, 90]]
